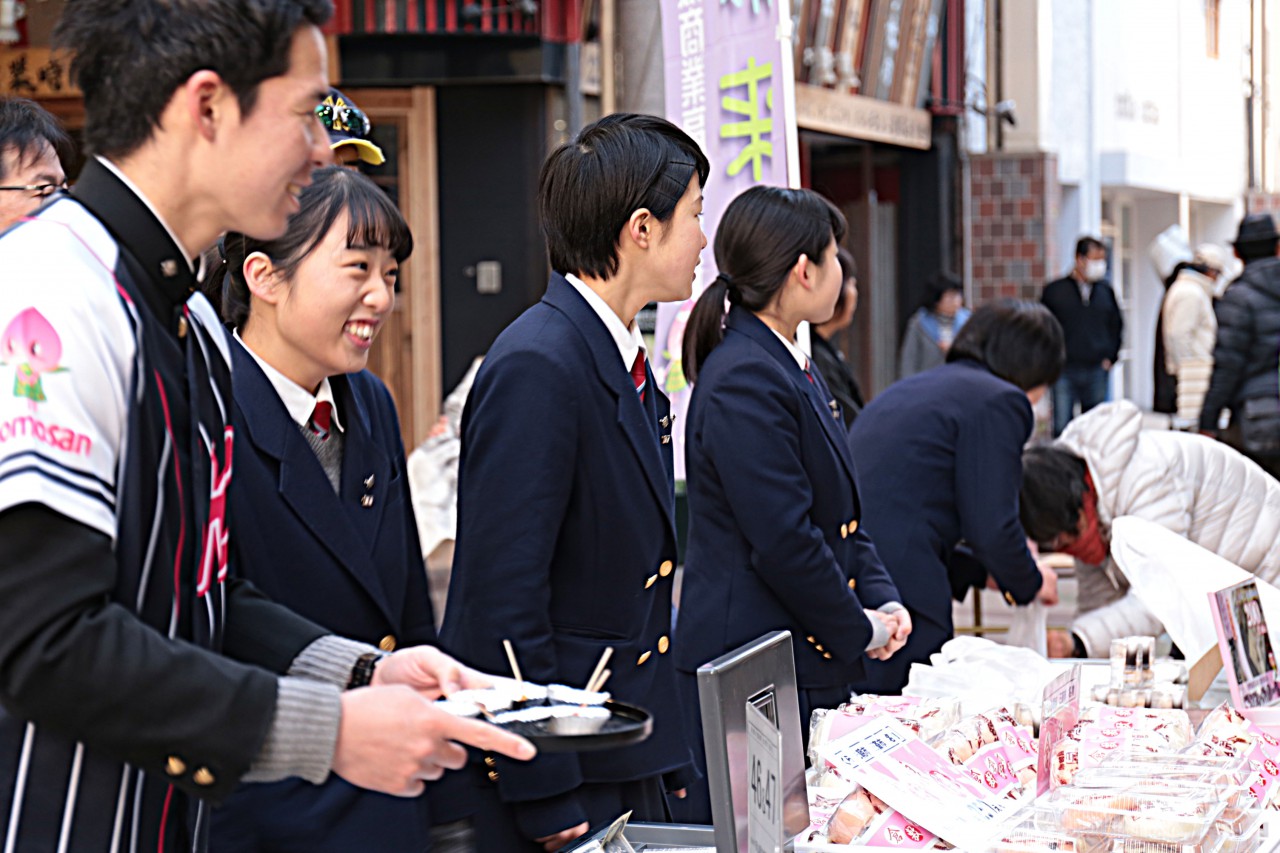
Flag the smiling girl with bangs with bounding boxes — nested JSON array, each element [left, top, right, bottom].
[[211, 165, 451, 853]]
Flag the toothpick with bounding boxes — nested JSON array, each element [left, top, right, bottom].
[[502, 639, 523, 685], [585, 647, 614, 693], [591, 668, 613, 694]]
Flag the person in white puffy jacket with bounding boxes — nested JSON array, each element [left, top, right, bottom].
[[1019, 400, 1280, 658], [1162, 245, 1226, 429]]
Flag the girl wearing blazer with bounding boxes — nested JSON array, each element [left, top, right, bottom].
[[674, 187, 910, 823], [208, 167, 452, 852]]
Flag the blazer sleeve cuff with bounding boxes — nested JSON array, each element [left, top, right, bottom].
[[864, 609, 890, 651], [513, 790, 590, 841], [242, 676, 341, 785], [288, 634, 380, 688], [877, 602, 906, 615]]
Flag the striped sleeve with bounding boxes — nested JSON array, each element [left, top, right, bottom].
[[0, 204, 134, 539]]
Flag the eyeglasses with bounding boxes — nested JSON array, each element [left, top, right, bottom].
[[315, 102, 371, 139], [0, 182, 66, 198]]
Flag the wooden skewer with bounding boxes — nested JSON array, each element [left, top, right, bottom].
[[502, 639, 523, 685], [591, 668, 613, 694], [584, 647, 614, 693]]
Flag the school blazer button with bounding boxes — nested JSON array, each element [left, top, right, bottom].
[[840, 524, 848, 539], [637, 651, 652, 666], [487, 770, 500, 783], [645, 574, 658, 589], [484, 755, 497, 768], [378, 634, 397, 652], [806, 635, 816, 644], [822, 652, 833, 660], [659, 560, 674, 577], [1004, 591, 1016, 606], [165, 756, 186, 777], [848, 578, 857, 591], [193, 767, 216, 786], [848, 519, 858, 534], [658, 636, 670, 654]]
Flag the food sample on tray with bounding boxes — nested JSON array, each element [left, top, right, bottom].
[[433, 678, 616, 736]]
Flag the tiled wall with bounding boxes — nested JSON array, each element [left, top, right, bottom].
[[1246, 191, 1280, 218], [969, 152, 1059, 304]]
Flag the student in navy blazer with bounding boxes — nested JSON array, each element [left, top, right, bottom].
[[674, 187, 911, 823], [208, 169, 502, 852], [439, 114, 709, 852], [847, 301, 1067, 695]]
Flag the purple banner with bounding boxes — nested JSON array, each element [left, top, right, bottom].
[[656, 0, 798, 479]]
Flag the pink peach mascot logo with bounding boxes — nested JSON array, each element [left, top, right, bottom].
[[2, 308, 67, 411]]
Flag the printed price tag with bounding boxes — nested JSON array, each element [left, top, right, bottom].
[[746, 701, 783, 853]]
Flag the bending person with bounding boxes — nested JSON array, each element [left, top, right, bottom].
[[848, 301, 1063, 693], [675, 187, 909, 822], [1020, 399, 1280, 658]]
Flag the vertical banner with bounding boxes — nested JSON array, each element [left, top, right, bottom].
[[656, 0, 800, 480]]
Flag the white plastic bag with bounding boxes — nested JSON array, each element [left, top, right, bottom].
[[1005, 600, 1048, 657]]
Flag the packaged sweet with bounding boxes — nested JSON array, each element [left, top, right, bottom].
[[1043, 787, 1227, 850], [808, 695, 960, 765]]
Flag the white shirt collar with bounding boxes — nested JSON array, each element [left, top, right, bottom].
[[95, 155, 203, 278], [769, 327, 810, 371], [564, 273, 647, 371], [234, 332, 344, 433]]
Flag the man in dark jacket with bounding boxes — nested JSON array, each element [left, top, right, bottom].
[[1199, 213, 1280, 478], [1043, 236, 1124, 436]]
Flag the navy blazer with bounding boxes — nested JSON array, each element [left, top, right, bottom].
[[439, 274, 692, 835], [211, 344, 438, 853], [675, 307, 900, 689], [847, 359, 1043, 692]]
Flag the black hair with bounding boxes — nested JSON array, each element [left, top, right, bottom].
[[538, 112, 710, 281], [682, 186, 847, 384], [1020, 445, 1089, 547], [833, 246, 857, 317], [1075, 236, 1105, 258], [0, 98, 73, 183], [218, 166, 412, 329], [1163, 260, 1214, 289], [946, 299, 1065, 391], [922, 271, 963, 311], [53, 0, 332, 159]]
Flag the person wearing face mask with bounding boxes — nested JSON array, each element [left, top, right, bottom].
[[1020, 400, 1280, 659], [1042, 237, 1124, 436]]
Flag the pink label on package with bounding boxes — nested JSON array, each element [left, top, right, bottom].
[[997, 724, 1037, 768], [862, 809, 939, 848], [963, 742, 1019, 799]]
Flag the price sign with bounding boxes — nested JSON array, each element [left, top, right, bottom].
[[745, 701, 783, 853]]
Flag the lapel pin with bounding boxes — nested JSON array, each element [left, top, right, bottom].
[[364, 474, 375, 489], [661, 435, 671, 445], [361, 494, 374, 508], [659, 416, 670, 428], [829, 400, 840, 418], [160, 259, 179, 278]]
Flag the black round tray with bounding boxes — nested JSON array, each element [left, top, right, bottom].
[[496, 701, 653, 754]]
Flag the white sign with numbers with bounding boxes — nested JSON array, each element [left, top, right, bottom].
[[745, 701, 783, 853]]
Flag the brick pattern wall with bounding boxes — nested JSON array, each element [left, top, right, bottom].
[[1246, 191, 1280, 218], [969, 152, 1059, 305]]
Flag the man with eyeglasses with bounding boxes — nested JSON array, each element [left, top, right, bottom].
[[0, 97, 71, 232]]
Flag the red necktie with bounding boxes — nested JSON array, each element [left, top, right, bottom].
[[309, 401, 333, 441], [804, 357, 816, 385], [631, 353, 647, 403]]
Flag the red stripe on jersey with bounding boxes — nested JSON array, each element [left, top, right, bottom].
[[154, 372, 185, 628], [157, 784, 174, 853]]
